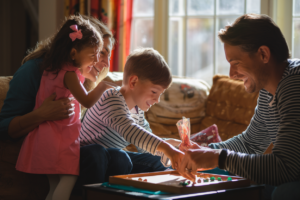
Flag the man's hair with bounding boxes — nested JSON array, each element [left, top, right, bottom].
[[123, 48, 172, 89], [218, 14, 290, 63]]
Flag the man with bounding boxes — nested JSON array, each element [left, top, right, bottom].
[[178, 14, 300, 200]]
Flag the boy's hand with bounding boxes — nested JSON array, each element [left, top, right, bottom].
[[157, 141, 184, 170], [178, 148, 221, 182], [164, 138, 181, 148]]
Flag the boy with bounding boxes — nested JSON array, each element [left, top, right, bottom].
[[80, 48, 184, 174]]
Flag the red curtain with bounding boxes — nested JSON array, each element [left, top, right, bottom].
[[64, 0, 133, 72], [122, 0, 133, 70]]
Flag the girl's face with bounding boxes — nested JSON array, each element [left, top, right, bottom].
[[71, 46, 100, 81]]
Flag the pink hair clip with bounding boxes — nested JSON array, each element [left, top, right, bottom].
[[69, 25, 82, 41]]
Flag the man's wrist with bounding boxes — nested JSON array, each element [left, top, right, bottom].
[[218, 149, 228, 170]]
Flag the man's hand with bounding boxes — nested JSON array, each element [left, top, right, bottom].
[[36, 93, 75, 121], [177, 148, 222, 182]]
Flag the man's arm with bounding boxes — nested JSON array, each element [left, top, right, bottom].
[[215, 76, 300, 185]]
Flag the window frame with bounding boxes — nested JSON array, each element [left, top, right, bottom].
[[131, 0, 293, 82], [152, 0, 274, 80]]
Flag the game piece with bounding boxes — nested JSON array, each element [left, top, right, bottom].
[[197, 178, 202, 183], [203, 179, 209, 182], [227, 177, 232, 181], [210, 177, 215, 181], [143, 179, 147, 182], [217, 177, 222, 181], [179, 181, 189, 186]]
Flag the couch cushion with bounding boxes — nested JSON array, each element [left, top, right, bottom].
[[146, 77, 210, 138], [199, 75, 259, 141]]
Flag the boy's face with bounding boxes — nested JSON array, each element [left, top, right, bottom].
[[131, 77, 165, 112]]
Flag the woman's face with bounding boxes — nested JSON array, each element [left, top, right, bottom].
[[86, 37, 112, 82]]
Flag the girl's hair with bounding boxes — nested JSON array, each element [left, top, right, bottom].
[[40, 15, 102, 74], [22, 15, 114, 65]]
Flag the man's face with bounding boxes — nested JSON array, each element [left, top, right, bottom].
[[132, 78, 165, 112], [224, 43, 266, 93], [86, 37, 112, 82]]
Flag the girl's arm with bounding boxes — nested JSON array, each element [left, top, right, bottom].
[[64, 71, 110, 108], [8, 93, 74, 139]]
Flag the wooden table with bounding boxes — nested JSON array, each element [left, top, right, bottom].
[[83, 183, 264, 200]]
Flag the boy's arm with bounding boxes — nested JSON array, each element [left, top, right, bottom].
[[99, 93, 162, 155]]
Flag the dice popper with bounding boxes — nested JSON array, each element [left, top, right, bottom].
[[176, 117, 192, 150]]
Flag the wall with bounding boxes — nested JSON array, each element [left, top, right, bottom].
[[39, 0, 64, 41], [0, 0, 38, 76]]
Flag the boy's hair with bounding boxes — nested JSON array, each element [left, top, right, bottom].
[[123, 48, 172, 89], [22, 16, 114, 65], [40, 15, 102, 73], [218, 14, 290, 63]]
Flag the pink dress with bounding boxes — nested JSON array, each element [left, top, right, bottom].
[[16, 65, 84, 175]]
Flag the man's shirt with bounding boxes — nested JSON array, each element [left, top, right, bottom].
[[209, 59, 300, 186]]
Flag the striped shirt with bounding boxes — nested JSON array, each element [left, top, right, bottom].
[[209, 59, 300, 186], [80, 87, 170, 166]]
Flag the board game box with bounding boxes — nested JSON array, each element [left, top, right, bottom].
[[109, 170, 250, 194]]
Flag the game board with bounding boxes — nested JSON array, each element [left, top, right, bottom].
[[109, 170, 250, 194]]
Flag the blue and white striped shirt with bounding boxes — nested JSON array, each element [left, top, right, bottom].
[[80, 87, 170, 166], [209, 59, 300, 186]]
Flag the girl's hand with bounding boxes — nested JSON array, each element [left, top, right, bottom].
[[37, 93, 75, 121], [101, 81, 118, 90]]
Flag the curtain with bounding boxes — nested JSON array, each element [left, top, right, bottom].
[[64, 0, 133, 72]]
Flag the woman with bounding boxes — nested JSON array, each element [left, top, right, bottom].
[[0, 15, 132, 197]]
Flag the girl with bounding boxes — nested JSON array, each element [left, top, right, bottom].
[[16, 15, 108, 200]]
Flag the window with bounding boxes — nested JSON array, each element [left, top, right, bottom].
[[130, 0, 155, 51], [293, 0, 300, 58], [130, 0, 262, 85], [169, 0, 260, 85]]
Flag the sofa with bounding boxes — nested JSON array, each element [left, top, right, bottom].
[[0, 73, 272, 200]]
